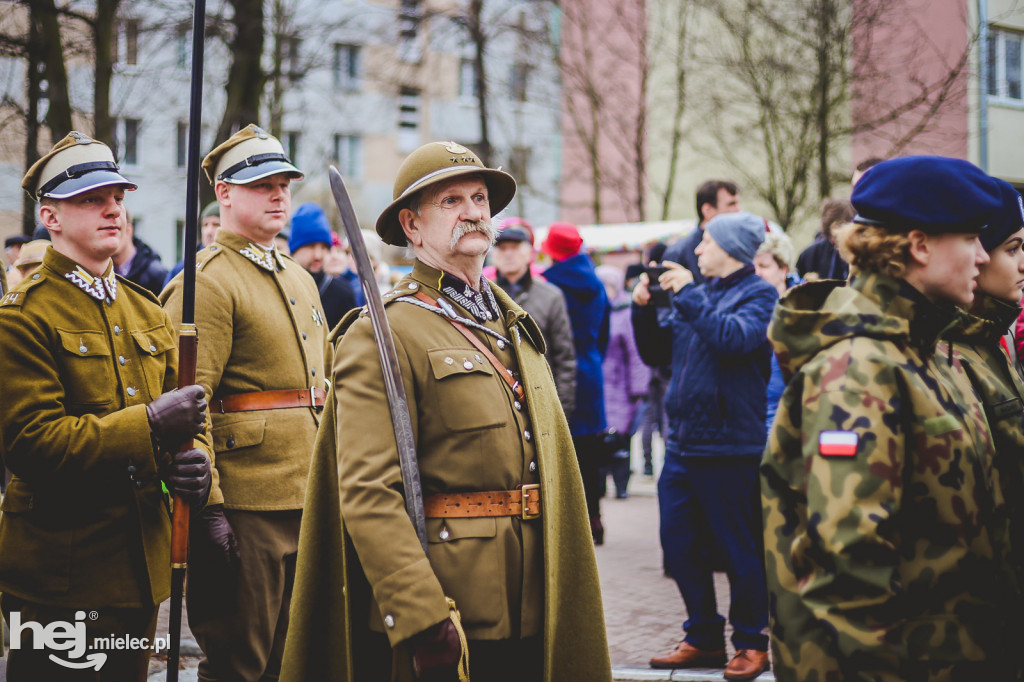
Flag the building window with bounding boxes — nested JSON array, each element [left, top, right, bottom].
[[284, 131, 301, 164], [333, 134, 363, 179], [989, 27, 1023, 101], [115, 118, 141, 166], [333, 43, 361, 90], [511, 62, 530, 102], [176, 25, 189, 69], [176, 219, 186, 260], [398, 87, 421, 153], [459, 58, 478, 99], [176, 122, 188, 168], [119, 19, 140, 66], [398, 0, 422, 63], [508, 146, 530, 186], [282, 37, 303, 82]]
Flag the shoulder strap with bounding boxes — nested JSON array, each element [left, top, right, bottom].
[[413, 291, 524, 402]]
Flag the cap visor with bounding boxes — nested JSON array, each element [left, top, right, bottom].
[[42, 171, 138, 199], [222, 161, 304, 184]]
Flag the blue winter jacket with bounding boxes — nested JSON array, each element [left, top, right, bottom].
[[632, 265, 777, 457], [544, 253, 610, 436]]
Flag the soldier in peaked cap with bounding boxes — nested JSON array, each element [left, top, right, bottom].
[[161, 123, 328, 681], [762, 156, 1020, 680], [0, 132, 211, 681], [281, 141, 611, 682]]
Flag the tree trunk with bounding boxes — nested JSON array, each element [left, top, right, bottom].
[[469, 0, 492, 166], [216, 0, 265, 144], [206, 0, 265, 206], [32, 0, 73, 138], [23, 9, 43, 235], [92, 0, 120, 144]]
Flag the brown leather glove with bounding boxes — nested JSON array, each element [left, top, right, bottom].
[[191, 504, 239, 569], [411, 619, 461, 680], [146, 385, 207, 451], [165, 448, 211, 508]]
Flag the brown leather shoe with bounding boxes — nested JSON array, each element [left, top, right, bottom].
[[649, 641, 726, 669], [723, 649, 770, 680]]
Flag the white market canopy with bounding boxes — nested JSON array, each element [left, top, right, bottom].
[[532, 220, 697, 254]]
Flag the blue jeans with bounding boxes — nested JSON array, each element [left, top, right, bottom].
[[658, 453, 769, 651]]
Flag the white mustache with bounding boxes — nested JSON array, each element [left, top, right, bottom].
[[449, 220, 497, 250]]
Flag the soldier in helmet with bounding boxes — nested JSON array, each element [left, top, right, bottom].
[[281, 141, 611, 682], [161, 124, 327, 681], [762, 156, 1019, 680], [0, 132, 211, 681]]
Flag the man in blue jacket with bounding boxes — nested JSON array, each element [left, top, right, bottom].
[[632, 211, 777, 681]]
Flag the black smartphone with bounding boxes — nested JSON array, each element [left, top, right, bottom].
[[645, 266, 670, 307]]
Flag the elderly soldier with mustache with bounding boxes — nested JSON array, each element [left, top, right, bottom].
[[281, 141, 611, 682]]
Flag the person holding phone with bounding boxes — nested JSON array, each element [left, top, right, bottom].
[[632, 212, 777, 680]]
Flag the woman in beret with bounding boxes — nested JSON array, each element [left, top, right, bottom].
[[944, 178, 1024, 605], [761, 156, 1018, 681]]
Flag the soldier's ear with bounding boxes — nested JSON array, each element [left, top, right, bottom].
[[214, 181, 232, 206], [906, 229, 930, 267], [38, 203, 61, 235], [399, 208, 422, 247]]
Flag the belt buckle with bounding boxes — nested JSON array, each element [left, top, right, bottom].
[[521, 483, 540, 520], [309, 386, 322, 412]]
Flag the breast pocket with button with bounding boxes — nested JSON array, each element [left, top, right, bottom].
[[427, 348, 508, 432], [131, 325, 177, 400], [55, 328, 114, 410]]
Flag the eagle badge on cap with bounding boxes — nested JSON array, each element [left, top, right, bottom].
[[251, 125, 270, 140], [440, 141, 469, 154], [69, 131, 94, 145]]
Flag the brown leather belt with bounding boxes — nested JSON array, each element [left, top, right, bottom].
[[423, 484, 541, 520], [216, 387, 326, 414]]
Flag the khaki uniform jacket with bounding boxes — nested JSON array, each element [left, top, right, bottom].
[[0, 247, 199, 608], [161, 229, 327, 509], [762, 273, 1016, 681], [281, 261, 611, 682]]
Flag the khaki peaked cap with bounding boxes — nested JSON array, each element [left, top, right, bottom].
[[22, 132, 137, 200], [375, 141, 516, 246], [202, 124, 304, 186]]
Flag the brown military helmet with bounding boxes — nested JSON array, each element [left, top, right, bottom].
[[375, 141, 516, 246]]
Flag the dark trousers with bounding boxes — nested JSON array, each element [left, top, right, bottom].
[[188, 509, 301, 682], [357, 633, 543, 681], [2, 593, 158, 682], [572, 433, 604, 519], [658, 454, 769, 651]]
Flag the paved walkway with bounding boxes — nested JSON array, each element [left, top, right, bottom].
[[0, 442, 772, 681]]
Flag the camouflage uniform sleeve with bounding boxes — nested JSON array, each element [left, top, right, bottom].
[[764, 349, 907, 680]]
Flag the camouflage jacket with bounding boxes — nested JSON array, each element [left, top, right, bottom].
[[945, 293, 1024, 595], [762, 272, 1017, 682]]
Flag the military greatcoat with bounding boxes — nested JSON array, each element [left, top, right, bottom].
[[0, 247, 203, 608], [281, 261, 611, 682], [762, 272, 1017, 681], [161, 228, 327, 508]]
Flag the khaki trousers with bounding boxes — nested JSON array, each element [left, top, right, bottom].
[[187, 509, 301, 682], [1, 593, 158, 682]]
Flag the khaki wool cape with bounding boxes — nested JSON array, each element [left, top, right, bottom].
[[280, 284, 611, 682]]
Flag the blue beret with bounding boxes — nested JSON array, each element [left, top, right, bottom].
[[980, 179, 1024, 251], [852, 156, 1003, 234]]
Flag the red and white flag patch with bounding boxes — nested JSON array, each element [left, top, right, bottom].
[[819, 430, 858, 457]]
